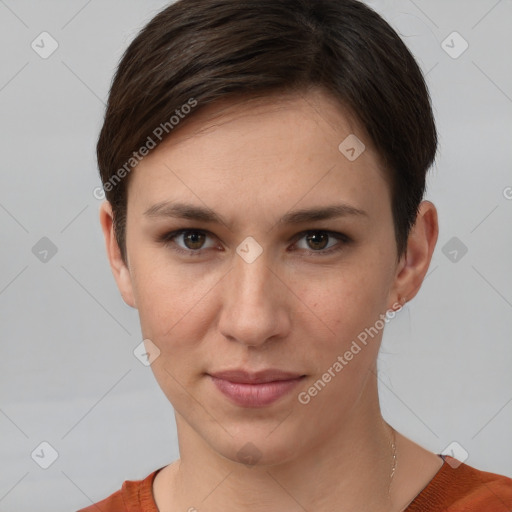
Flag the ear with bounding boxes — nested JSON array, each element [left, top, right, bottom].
[[389, 200, 439, 308], [98, 201, 137, 309]]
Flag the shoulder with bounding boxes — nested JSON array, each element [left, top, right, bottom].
[[76, 468, 163, 512], [407, 455, 512, 512]]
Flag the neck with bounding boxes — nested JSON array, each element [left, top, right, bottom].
[[164, 370, 398, 512]]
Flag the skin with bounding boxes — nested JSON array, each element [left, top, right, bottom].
[[100, 88, 441, 512]]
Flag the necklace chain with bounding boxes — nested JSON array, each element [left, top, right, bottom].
[[390, 428, 397, 481], [388, 426, 397, 505]]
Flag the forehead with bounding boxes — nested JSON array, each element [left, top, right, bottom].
[[128, 89, 391, 226], [152, 89, 375, 159]]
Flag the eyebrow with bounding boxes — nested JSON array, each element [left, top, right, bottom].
[[144, 201, 368, 228]]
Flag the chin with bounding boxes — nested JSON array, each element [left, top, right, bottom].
[[205, 423, 306, 468]]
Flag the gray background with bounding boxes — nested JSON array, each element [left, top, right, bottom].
[[0, 1, 511, 510]]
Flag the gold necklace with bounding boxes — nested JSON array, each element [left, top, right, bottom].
[[388, 427, 397, 502], [390, 428, 397, 482]]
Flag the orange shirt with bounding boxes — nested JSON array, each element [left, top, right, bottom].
[[76, 455, 512, 511]]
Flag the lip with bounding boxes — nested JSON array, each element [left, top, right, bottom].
[[209, 369, 304, 384], [208, 369, 306, 407]]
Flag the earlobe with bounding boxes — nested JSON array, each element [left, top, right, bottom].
[[390, 201, 439, 307], [98, 201, 137, 309]]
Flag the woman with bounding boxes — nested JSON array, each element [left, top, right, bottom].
[[80, 0, 512, 510]]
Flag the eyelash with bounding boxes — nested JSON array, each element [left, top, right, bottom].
[[158, 229, 352, 257]]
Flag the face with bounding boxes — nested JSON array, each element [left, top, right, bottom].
[[104, 89, 412, 466]]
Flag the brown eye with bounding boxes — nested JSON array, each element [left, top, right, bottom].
[[293, 230, 350, 256], [161, 229, 217, 255], [182, 231, 207, 250], [305, 232, 330, 251]]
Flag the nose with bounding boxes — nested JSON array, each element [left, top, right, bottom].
[[218, 250, 291, 348]]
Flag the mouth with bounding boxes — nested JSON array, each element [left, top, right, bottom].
[[207, 369, 306, 407]]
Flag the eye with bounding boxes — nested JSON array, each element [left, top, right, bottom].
[[292, 230, 350, 255], [160, 229, 218, 255]]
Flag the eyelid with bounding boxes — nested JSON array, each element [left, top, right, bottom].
[[159, 228, 351, 256]]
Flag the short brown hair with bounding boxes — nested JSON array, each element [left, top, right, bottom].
[[97, 0, 437, 263]]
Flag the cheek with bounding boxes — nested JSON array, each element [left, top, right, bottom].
[[293, 262, 389, 339], [129, 248, 222, 348], [130, 259, 220, 408], [292, 268, 390, 416]]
